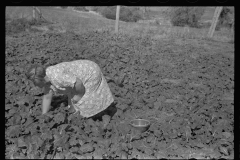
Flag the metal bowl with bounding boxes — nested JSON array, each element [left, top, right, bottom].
[[130, 119, 151, 133]]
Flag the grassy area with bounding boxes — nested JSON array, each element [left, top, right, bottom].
[[199, 7, 215, 21], [141, 7, 215, 21], [6, 7, 121, 33], [6, 7, 234, 42]]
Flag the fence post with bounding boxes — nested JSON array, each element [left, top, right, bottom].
[[34, 7, 48, 22], [207, 7, 223, 38], [231, 20, 234, 33], [115, 6, 120, 34], [33, 6, 36, 19]]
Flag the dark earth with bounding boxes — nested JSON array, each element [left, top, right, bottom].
[[5, 30, 234, 159]]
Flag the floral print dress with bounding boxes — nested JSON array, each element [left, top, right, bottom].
[[45, 60, 114, 118]]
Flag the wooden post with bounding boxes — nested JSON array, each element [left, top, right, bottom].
[[33, 6, 36, 19], [207, 7, 223, 38], [115, 6, 120, 34], [231, 20, 234, 33], [144, 7, 147, 18], [35, 7, 48, 22], [35, 7, 41, 20]]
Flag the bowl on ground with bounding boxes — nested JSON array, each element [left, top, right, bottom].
[[130, 118, 151, 133]]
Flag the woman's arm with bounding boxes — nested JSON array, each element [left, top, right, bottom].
[[42, 89, 53, 114], [71, 78, 86, 103]]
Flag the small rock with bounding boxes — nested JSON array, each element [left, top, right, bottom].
[[102, 115, 110, 128], [154, 101, 161, 109], [17, 138, 27, 147], [222, 92, 234, 101], [80, 143, 94, 153], [161, 78, 181, 85], [220, 146, 229, 156], [222, 132, 232, 139], [6, 66, 13, 72], [165, 99, 178, 103], [189, 82, 202, 87]]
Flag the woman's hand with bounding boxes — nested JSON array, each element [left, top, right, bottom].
[[66, 78, 85, 105], [67, 94, 80, 115], [67, 93, 74, 107], [72, 78, 85, 102], [72, 94, 82, 103]]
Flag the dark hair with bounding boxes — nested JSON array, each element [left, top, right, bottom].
[[26, 65, 46, 85]]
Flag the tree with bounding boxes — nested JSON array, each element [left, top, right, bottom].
[[101, 6, 143, 22], [170, 7, 205, 28], [60, 6, 68, 9], [216, 7, 234, 30]]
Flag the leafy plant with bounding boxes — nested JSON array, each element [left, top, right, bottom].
[[60, 6, 68, 9], [216, 7, 234, 31], [5, 17, 50, 35], [74, 7, 89, 12], [6, 26, 234, 159], [170, 7, 205, 28], [100, 6, 143, 22]]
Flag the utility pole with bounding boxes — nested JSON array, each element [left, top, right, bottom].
[[115, 6, 120, 34], [207, 7, 223, 38]]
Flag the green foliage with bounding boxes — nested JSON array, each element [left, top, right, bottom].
[[6, 14, 11, 22], [60, 6, 68, 9], [6, 18, 31, 35], [6, 17, 50, 35], [5, 26, 234, 159], [101, 7, 116, 20], [216, 7, 234, 31], [170, 7, 205, 28], [91, 7, 107, 13], [99, 6, 143, 22], [74, 7, 89, 12]]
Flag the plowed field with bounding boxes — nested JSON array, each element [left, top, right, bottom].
[[5, 31, 234, 159]]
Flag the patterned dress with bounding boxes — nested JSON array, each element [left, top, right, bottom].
[[45, 60, 114, 118]]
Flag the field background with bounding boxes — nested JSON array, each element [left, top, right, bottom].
[[5, 6, 234, 159], [5, 6, 233, 42]]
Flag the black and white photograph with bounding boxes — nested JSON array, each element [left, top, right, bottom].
[[5, 6, 234, 159]]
